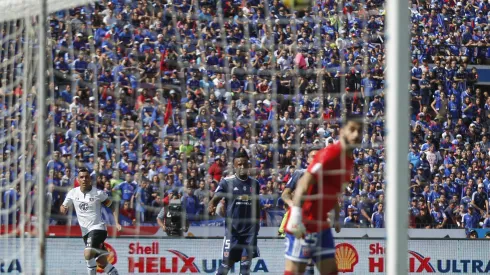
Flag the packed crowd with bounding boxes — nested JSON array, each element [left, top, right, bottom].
[[1, 0, 490, 232]]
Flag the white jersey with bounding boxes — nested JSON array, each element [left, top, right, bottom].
[[62, 187, 109, 236]]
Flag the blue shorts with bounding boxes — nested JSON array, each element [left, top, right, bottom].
[[222, 234, 260, 264], [284, 229, 335, 263]]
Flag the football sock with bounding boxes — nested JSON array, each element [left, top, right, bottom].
[[305, 264, 315, 275], [86, 258, 96, 275], [239, 260, 251, 275], [215, 263, 230, 275], [104, 263, 119, 275]]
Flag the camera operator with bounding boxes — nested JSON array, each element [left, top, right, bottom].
[[156, 190, 189, 237]]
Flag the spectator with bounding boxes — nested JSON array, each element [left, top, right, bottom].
[[344, 210, 361, 228], [208, 156, 224, 182], [462, 205, 480, 235], [134, 178, 152, 223], [2, 184, 20, 224], [371, 202, 385, 228], [119, 201, 136, 226], [182, 187, 200, 221], [415, 207, 434, 229], [471, 183, 489, 219], [112, 172, 136, 207], [2, 0, 490, 232]]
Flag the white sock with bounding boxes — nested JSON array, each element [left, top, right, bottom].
[[86, 258, 96, 275], [104, 263, 119, 275]]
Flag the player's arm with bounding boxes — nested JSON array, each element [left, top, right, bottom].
[[208, 179, 227, 215], [291, 171, 316, 208], [60, 189, 74, 215], [286, 172, 317, 237], [208, 193, 222, 212], [281, 188, 294, 208], [102, 195, 122, 231], [282, 170, 300, 208]]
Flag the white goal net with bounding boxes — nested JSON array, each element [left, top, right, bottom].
[[0, 0, 393, 274]]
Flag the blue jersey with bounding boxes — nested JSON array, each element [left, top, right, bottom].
[[115, 181, 135, 201], [215, 175, 260, 236], [3, 189, 19, 208], [285, 169, 306, 191], [463, 213, 479, 229], [371, 211, 385, 228]]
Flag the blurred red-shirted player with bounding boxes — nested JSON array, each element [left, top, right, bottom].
[[284, 116, 363, 275]]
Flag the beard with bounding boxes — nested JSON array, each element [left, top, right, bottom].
[[236, 168, 248, 179]]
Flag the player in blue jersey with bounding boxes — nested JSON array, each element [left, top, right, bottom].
[[282, 149, 320, 207], [208, 150, 261, 275], [280, 148, 319, 275]]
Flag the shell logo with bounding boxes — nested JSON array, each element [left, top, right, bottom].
[[96, 242, 118, 273], [335, 243, 359, 273]]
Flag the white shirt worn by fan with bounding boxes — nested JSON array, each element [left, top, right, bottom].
[[62, 187, 109, 236]]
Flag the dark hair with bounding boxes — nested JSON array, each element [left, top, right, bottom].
[[344, 113, 364, 126], [234, 149, 249, 160], [78, 168, 89, 174]]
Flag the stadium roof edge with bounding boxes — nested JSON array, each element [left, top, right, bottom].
[[0, 0, 94, 21]]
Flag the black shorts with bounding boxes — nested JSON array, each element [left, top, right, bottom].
[[83, 230, 108, 256]]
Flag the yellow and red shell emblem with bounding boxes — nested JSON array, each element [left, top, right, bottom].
[[96, 242, 118, 273], [335, 243, 359, 273]]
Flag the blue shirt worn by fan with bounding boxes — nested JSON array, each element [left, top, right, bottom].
[[215, 175, 260, 236]]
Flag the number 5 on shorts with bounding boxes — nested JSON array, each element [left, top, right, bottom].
[[225, 239, 231, 250]]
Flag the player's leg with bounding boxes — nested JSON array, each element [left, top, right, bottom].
[[284, 259, 307, 275], [96, 255, 119, 275], [284, 233, 309, 274], [216, 234, 237, 275], [239, 234, 259, 275], [89, 230, 119, 275], [83, 232, 99, 275], [312, 229, 337, 275], [314, 258, 337, 275], [305, 260, 315, 275]]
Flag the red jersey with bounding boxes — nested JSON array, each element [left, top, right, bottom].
[[287, 142, 353, 233]]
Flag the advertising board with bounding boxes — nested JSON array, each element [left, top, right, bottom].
[[0, 238, 489, 274]]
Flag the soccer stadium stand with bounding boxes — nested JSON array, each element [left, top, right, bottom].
[[2, 0, 490, 233]]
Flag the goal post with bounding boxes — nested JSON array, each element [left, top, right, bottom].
[[385, 0, 410, 274], [37, 0, 48, 273]]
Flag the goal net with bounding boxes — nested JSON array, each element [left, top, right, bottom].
[[0, 0, 390, 274]]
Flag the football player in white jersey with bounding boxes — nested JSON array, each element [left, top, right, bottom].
[[60, 168, 121, 275]]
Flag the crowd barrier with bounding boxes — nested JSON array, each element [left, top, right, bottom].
[[0, 237, 489, 274]]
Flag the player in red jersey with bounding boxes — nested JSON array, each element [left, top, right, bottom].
[[284, 116, 363, 275]]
